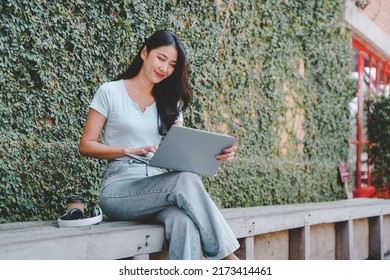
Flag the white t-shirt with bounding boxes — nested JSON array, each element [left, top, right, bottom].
[[89, 79, 183, 160]]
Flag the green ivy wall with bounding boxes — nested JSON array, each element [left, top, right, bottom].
[[0, 0, 354, 223], [367, 95, 390, 197]]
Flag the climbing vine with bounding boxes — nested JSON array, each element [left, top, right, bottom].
[[0, 0, 353, 223]]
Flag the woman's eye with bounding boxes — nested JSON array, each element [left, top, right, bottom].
[[158, 57, 164, 61]]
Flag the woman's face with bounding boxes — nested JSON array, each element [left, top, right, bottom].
[[141, 45, 178, 84]]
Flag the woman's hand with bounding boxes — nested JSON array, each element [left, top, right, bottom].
[[215, 134, 238, 163], [127, 145, 158, 157]]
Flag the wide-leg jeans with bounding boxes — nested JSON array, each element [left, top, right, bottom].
[[99, 160, 239, 260]]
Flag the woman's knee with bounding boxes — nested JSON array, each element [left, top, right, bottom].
[[172, 172, 204, 192], [158, 207, 197, 235]]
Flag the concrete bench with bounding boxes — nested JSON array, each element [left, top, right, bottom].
[[1, 198, 390, 260]]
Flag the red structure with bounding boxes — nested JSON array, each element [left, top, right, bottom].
[[350, 38, 390, 197]]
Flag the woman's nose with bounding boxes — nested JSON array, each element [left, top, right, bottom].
[[160, 62, 169, 73]]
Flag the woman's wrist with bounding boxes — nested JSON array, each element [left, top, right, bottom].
[[123, 147, 133, 156]]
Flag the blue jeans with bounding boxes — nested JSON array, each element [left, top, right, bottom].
[[100, 160, 239, 260]]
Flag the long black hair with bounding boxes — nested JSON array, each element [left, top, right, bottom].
[[113, 30, 193, 135]]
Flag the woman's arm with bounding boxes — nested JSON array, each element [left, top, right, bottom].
[[79, 109, 158, 160], [79, 109, 129, 160]]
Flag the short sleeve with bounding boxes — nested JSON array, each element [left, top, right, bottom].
[[89, 84, 110, 118]]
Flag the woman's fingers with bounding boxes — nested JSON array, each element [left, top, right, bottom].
[[135, 145, 158, 156], [216, 146, 237, 162], [215, 134, 239, 162]]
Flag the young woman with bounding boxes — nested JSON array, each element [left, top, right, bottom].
[[79, 30, 240, 260]]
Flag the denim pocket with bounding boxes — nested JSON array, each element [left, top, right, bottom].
[[102, 161, 131, 182]]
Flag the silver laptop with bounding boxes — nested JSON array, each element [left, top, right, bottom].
[[126, 126, 237, 176]]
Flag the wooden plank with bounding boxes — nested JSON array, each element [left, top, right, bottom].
[[221, 199, 390, 221], [226, 217, 256, 239], [236, 237, 254, 260], [244, 237, 255, 260], [335, 220, 353, 259], [289, 226, 310, 260], [369, 216, 383, 260], [0, 221, 161, 246], [133, 254, 150, 260], [0, 221, 165, 260]]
